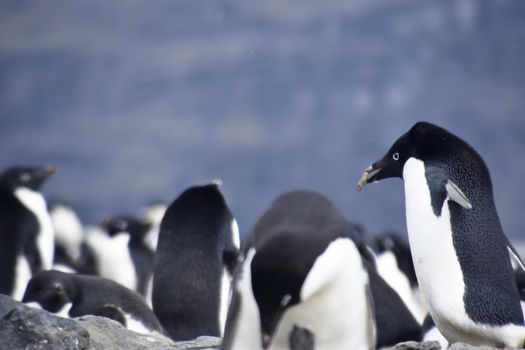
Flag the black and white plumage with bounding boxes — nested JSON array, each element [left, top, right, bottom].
[[101, 215, 154, 297], [152, 183, 240, 341], [359, 121, 525, 347], [0, 165, 56, 300], [22, 269, 163, 334], [48, 199, 85, 272], [370, 233, 426, 324], [222, 190, 376, 350]]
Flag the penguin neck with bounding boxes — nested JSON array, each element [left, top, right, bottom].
[[14, 187, 55, 270]]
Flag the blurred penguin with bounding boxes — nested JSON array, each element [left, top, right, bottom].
[[152, 182, 240, 341], [222, 190, 376, 350], [22, 269, 163, 335], [101, 214, 154, 297], [48, 199, 84, 272], [0, 165, 56, 300], [140, 200, 167, 252], [371, 233, 427, 324]]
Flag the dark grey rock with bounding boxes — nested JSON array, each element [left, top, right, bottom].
[[0, 294, 220, 350], [384, 341, 441, 350], [0, 304, 90, 350]]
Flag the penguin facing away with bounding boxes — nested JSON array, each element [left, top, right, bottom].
[[22, 269, 163, 335], [0, 165, 56, 300], [357, 121, 525, 347], [222, 190, 376, 350], [152, 183, 240, 341]]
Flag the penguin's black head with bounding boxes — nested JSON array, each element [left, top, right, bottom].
[[22, 270, 72, 313], [251, 232, 329, 349], [101, 215, 152, 240], [0, 165, 56, 191], [359, 122, 452, 185]]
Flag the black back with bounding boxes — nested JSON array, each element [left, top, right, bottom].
[[152, 183, 237, 341], [22, 270, 163, 332], [374, 122, 523, 326]]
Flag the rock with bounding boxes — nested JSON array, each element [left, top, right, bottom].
[[0, 294, 220, 350], [448, 343, 497, 350], [385, 341, 441, 350]]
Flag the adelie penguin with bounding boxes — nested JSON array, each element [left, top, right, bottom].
[[357, 121, 525, 348], [222, 190, 377, 350], [22, 269, 163, 335], [0, 165, 56, 300], [101, 214, 154, 298], [152, 182, 240, 341]]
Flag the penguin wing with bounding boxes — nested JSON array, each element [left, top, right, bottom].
[[365, 283, 377, 349], [445, 180, 472, 209], [505, 236, 525, 272]]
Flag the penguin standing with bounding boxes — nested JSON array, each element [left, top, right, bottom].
[[371, 233, 426, 324], [22, 269, 163, 335], [48, 199, 85, 272], [0, 165, 56, 300], [83, 224, 138, 293], [101, 215, 154, 297], [222, 190, 376, 350], [152, 183, 240, 341], [357, 121, 525, 347]]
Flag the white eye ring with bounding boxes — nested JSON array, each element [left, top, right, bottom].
[[19, 173, 30, 182], [392, 152, 399, 161]]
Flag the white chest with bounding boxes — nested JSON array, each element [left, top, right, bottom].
[[271, 239, 373, 350], [402, 159, 467, 325], [14, 187, 54, 269]]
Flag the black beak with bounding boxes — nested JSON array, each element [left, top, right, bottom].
[[262, 333, 272, 349], [259, 307, 286, 349], [366, 158, 387, 184]]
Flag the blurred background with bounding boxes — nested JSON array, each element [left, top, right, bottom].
[[1, 0, 524, 241]]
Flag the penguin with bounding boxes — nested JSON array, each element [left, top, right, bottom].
[[222, 190, 377, 350], [83, 224, 138, 293], [357, 121, 525, 347], [0, 165, 56, 300], [370, 233, 427, 324], [48, 199, 85, 272], [140, 200, 167, 252], [22, 269, 164, 335], [101, 214, 154, 297], [152, 182, 240, 341]]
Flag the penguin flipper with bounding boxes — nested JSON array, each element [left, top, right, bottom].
[[505, 237, 525, 272], [445, 180, 472, 209], [365, 283, 377, 349]]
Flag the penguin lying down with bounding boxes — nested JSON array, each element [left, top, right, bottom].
[[22, 269, 163, 335]]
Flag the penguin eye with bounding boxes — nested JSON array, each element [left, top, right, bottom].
[[392, 152, 400, 161], [18, 173, 31, 182]]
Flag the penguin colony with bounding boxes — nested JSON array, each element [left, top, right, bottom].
[[0, 121, 524, 349]]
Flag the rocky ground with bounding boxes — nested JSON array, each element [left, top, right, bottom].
[[0, 294, 504, 350]]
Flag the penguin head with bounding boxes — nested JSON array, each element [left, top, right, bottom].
[[251, 234, 306, 349], [251, 231, 347, 349], [360, 121, 460, 185], [0, 165, 56, 191], [22, 270, 72, 312], [101, 215, 152, 241]]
